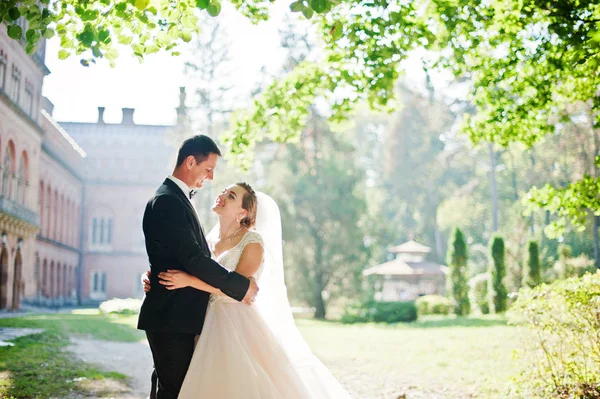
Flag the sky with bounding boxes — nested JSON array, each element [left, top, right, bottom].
[[41, 4, 461, 126], [42, 2, 298, 125]]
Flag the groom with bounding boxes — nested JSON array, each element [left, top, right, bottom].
[[138, 135, 259, 399]]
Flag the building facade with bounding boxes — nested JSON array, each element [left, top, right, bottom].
[[61, 108, 176, 302], [0, 23, 182, 309]]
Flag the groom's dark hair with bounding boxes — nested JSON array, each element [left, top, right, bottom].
[[176, 135, 222, 167]]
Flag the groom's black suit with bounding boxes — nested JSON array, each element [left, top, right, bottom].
[[138, 178, 250, 399]]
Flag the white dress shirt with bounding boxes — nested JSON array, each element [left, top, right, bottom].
[[168, 175, 193, 204]]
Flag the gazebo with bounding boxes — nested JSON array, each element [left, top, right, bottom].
[[363, 240, 448, 301]]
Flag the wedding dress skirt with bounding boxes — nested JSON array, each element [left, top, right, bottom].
[[178, 295, 313, 398], [178, 230, 351, 399]]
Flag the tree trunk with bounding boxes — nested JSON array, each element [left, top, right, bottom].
[[313, 233, 327, 319], [592, 120, 600, 268], [427, 184, 443, 261], [489, 143, 499, 232]]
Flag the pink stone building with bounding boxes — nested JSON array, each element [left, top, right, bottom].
[[0, 22, 181, 309]]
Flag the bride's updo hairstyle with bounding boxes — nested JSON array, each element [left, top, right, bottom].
[[236, 182, 258, 228]]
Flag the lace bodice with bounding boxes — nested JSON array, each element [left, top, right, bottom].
[[209, 230, 265, 304]]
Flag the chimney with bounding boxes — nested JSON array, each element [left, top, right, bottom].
[[97, 106, 105, 124], [121, 108, 135, 125]]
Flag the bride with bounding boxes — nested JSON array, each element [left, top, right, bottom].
[[144, 182, 352, 398]]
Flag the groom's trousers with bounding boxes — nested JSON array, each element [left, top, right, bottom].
[[146, 331, 196, 399]]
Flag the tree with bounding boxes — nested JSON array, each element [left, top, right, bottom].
[[184, 18, 235, 138], [9, 1, 600, 238], [489, 235, 507, 313], [523, 240, 542, 288], [447, 227, 470, 316], [0, 0, 272, 64]]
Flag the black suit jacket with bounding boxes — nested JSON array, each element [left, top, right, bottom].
[[137, 178, 250, 334]]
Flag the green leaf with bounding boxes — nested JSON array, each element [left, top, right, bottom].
[[330, 20, 343, 40], [117, 34, 132, 45], [301, 7, 314, 19], [180, 30, 193, 43], [309, 0, 328, 13], [589, 30, 600, 43], [25, 43, 37, 54], [7, 25, 23, 40], [8, 7, 21, 21], [290, 1, 304, 12], [91, 45, 102, 58], [98, 29, 110, 43], [196, 0, 210, 10], [42, 29, 55, 39], [182, 15, 197, 29], [58, 49, 71, 60], [105, 47, 119, 60], [135, 0, 150, 11], [207, 1, 221, 17]]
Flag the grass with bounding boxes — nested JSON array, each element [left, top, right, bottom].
[[0, 311, 524, 399], [0, 310, 143, 398], [297, 314, 525, 399]]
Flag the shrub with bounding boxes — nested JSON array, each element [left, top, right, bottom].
[[341, 300, 417, 324], [508, 272, 600, 398], [522, 240, 541, 288], [489, 235, 508, 313], [415, 295, 453, 316], [99, 298, 142, 315], [468, 273, 490, 314], [447, 227, 470, 315]]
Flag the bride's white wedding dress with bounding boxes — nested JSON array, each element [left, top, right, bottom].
[[178, 227, 352, 398]]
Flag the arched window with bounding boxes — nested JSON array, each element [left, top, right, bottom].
[[42, 259, 47, 297], [49, 261, 55, 298], [39, 181, 44, 233], [16, 151, 28, 205], [2, 142, 15, 198], [53, 190, 58, 240], [89, 207, 114, 251], [46, 184, 52, 237]]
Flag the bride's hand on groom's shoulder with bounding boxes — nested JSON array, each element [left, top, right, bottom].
[[159, 270, 193, 290]]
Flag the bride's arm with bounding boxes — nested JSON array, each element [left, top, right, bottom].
[[158, 270, 223, 295], [234, 243, 264, 278]]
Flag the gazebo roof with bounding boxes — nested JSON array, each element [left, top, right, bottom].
[[389, 240, 432, 254], [363, 259, 447, 277]]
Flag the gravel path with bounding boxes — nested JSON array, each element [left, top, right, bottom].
[[67, 337, 153, 398], [66, 336, 460, 399]]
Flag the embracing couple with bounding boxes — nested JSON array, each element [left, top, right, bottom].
[[137, 135, 351, 398]]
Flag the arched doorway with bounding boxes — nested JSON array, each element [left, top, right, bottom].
[[0, 246, 8, 309], [11, 249, 22, 310]]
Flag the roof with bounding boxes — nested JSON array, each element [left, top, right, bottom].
[[41, 110, 87, 158], [363, 259, 447, 277], [389, 240, 432, 254]]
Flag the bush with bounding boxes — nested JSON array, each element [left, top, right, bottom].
[[509, 272, 600, 398], [489, 235, 508, 313], [99, 298, 142, 315], [415, 295, 453, 316], [447, 227, 470, 316], [522, 240, 541, 288], [341, 300, 417, 324], [468, 273, 490, 314]]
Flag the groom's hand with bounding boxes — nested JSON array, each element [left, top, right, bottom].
[[242, 277, 259, 305]]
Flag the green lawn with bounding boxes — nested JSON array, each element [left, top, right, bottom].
[[298, 315, 524, 399], [0, 311, 524, 399], [0, 310, 142, 398]]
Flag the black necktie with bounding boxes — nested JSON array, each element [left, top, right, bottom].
[[189, 190, 197, 199]]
